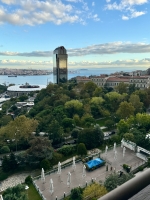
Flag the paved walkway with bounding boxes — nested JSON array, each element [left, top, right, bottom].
[[34, 146, 144, 200], [0, 173, 29, 192], [0, 146, 144, 197]]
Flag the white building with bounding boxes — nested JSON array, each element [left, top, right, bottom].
[[129, 76, 150, 89], [7, 83, 46, 97]]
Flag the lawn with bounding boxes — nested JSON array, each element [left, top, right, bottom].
[[96, 117, 111, 127], [28, 183, 42, 200]]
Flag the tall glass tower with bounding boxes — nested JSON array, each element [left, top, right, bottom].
[[53, 46, 68, 84]]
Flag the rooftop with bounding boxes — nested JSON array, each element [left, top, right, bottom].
[[7, 84, 46, 92]]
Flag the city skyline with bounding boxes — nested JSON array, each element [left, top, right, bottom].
[[0, 0, 150, 70]]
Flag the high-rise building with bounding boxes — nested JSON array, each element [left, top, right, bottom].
[[53, 46, 68, 84]]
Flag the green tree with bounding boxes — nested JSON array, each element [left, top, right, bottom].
[[117, 173, 134, 186], [78, 125, 104, 149], [77, 143, 87, 156], [128, 84, 137, 95], [136, 113, 150, 130], [70, 187, 83, 200], [83, 81, 97, 97], [117, 119, 129, 134], [65, 100, 83, 117], [134, 90, 148, 103], [83, 183, 107, 199], [105, 92, 127, 112], [0, 146, 10, 154], [104, 173, 118, 191], [0, 115, 38, 141], [25, 175, 33, 185], [18, 95, 28, 102], [129, 94, 143, 114], [0, 84, 7, 94], [3, 184, 27, 200], [116, 101, 135, 119], [105, 120, 114, 129], [115, 82, 128, 94], [2, 155, 10, 172], [104, 172, 134, 192], [0, 115, 12, 127], [9, 152, 17, 170], [48, 120, 64, 145], [40, 159, 51, 171], [123, 133, 134, 142], [71, 128, 80, 138], [26, 137, 53, 164], [90, 97, 104, 106], [11, 105, 18, 112], [62, 118, 75, 130], [110, 135, 121, 144], [93, 87, 103, 97], [81, 113, 94, 126], [93, 124, 104, 145], [73, 114, 81, 126]]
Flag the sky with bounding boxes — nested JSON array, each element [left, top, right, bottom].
[[0, 0, 150, 70]]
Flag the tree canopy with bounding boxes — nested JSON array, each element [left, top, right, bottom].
[[26, 137, 53, 163], [0, 115, 38, 141]]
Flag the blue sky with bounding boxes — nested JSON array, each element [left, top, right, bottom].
[[0, 0, 150, 70]]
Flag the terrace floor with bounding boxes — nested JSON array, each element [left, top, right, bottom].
[[34, 146, 144, 200]]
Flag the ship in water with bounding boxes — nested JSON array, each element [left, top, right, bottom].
[[8, 75, 17, 77]]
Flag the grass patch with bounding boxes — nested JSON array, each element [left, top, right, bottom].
[[28, 183, 42, 200], [95, 117, 111, 127]]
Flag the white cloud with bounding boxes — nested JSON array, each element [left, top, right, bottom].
[[1, 0, 16, 4], [131, 11, 146, 18], [92, 2, 95, 6], [1, 42, 150, 57], [122, 15, 129, 20], [105, 0, 147, 19], [0, 59, 53, 65], [122, 0, 148, 6], [0, 0, 99, 25], [1, 58, 150, 68]]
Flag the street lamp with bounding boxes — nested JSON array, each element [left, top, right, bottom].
[[15, 129, 19, 153], [25, 185, 29, 198]]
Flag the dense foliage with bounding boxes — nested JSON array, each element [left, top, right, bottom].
[[104, 172, 134, 191], [3, 184, 27, 200], [1, 80, 150, 178]]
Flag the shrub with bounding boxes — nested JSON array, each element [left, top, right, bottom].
[[40, 159, 51, 171], [71, 128, 80, 138], [123, 164, 131, 173], [57, 145, 76, 156], [25, 175, 33, 185], [147, 157, 150, 167], [83, 183, 107, 199], [70, 187, 83, 200], [104, 173, 118, 191], [77, 143, 87, 157], [50, 152, 64, 165], [138, 166, 144, 171], [105, 120, 114, 129], [0, 146, 10, 154], [0, 171, 9, 181]]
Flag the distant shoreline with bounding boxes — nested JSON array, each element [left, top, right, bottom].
[[0, 74, 52, 76]]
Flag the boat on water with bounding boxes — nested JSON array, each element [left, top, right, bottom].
[[8, 75, 17, 77]]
